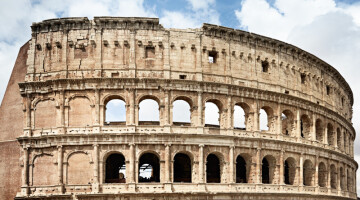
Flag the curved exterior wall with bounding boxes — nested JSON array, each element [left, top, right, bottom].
[[12, 17, 357, 199]]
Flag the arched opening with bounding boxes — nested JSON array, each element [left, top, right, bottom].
[[234, 103, 250, 130], [236, 155, 247, 183], [337, 128, 342, 150], [318, 162, 327, 187], [282, 110, 294, 136], [105, 153, 126, 183], [172, 99, 191, 126], [330, 164, 337, 189], [138, 153, 160, 183], [262, 155, 276, 184], [139, 98, 159, 125], [316, 119, 324, 143], [206, 154, 221, 183], [300, 114, 311, 139], [303, 160, 314, 186], [340, 167, 345, 190], [105, 98, 126, 125], [173, 153, 192, 182], [327, 123, 335, 146], [284, 157, 296, 185], [260, 106, 273, 131], [205, 100, 221, 128]]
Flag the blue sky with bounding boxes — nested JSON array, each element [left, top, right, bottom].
[[1, 0, 360, 193]]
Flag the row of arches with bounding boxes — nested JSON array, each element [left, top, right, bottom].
[[29, 149, 355, 194], [32, 95, 353, 154]]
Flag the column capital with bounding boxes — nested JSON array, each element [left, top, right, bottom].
[[164, 143, 171, 147], [199, 144, 205, 148], [57, 145, 63, 150], [128, 143, 135, 147], [229, 145, 235, 149]]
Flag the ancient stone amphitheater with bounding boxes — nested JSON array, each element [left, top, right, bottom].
[[0, 17, 357, 199]]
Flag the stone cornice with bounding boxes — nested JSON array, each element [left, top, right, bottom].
[[31, 17, 163, 35]]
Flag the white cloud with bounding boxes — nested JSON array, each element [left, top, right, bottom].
[[160, 0, 220, 28], [235, 0, 360, 194]]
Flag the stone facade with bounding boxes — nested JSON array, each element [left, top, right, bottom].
[[1, 17, 355, 199]]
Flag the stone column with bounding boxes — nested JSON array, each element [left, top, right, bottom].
[[256, 147, 261, 183], [94, 89, 100, 126], [253, 101, 259, 131], [165, 144, 171, 183], [227, 96, 232, 129], [327, 160, 331, 189], [312, 114, 317, 141], [299, 153, 304, 186], [26, 96, 31, 130], [93, 144, 99, 184], [129, 143, 135, 183], [337, 162, 341, 193], [57, 146, 63, 185], [21, 147, 29, 187], [315, 156, 319, 187], [296, 109, 301, 138], [324, 122, 328, 144], [276, 103, 282, 135], [197, 92, 203, 127], [199, 144, 204, 183], [21, 147, 29, 195], [59, 90, 65, 128], [165, 90, 171, 126], [229, 146, 235, 183], [279, 149, 284, 184]]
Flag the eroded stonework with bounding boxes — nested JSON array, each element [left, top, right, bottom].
[[4, 17, 356, 199]]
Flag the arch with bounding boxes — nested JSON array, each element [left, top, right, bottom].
[[206, 153, 221, 183], [32, 154, 57, 186], [234, 103, 250, 130], [262, 155, 276, 184], [34, 99, 57, 128], [260, 106, 274, 131], [327, 123, 335, 146], [303, 159, 314, 186], [337, 128, 342, 150], [138, 153, 160, 182], [284, 157, 296, 185], [105, 153, 126, 183], [172, 99, 191, 125], [139, 97, 160, 125], [300, 114, 311, 139], [315, 119, 324, 143], [330, 164, 337, 189], [236, 155, 247, 183], [104, 95, 126, 125], [173, 153, 192, 183], [282, 110, 294, 136], [205, 99, 222, 127], [67, 152, 93, 185], [68, 96, 93, 127], [318, 162, 327, 187]]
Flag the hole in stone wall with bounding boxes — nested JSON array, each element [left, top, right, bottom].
[[139, 99, 159, 125], [208, 51, 217, 63], [206, 154, 221, 183], [261, 60, 269, 72], [205, 101, 220, 127], [105, 154, 126, 183], [236, 155, 247, 183], [138, 153, 160, 183], [105, 99, 126, 125], [179, 75, 187, 79], [301, 73, 306, 84], [326, 85, 331, 95], [145, 46, 155, 58], [173, 153, 192, 183], [173, 100, 191, 125]]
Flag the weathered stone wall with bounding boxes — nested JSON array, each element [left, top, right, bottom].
[[0, 42, 29, 200], [3, 17, 357, 200]]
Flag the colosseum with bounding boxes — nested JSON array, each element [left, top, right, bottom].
[[0, 17, 357, 200]]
